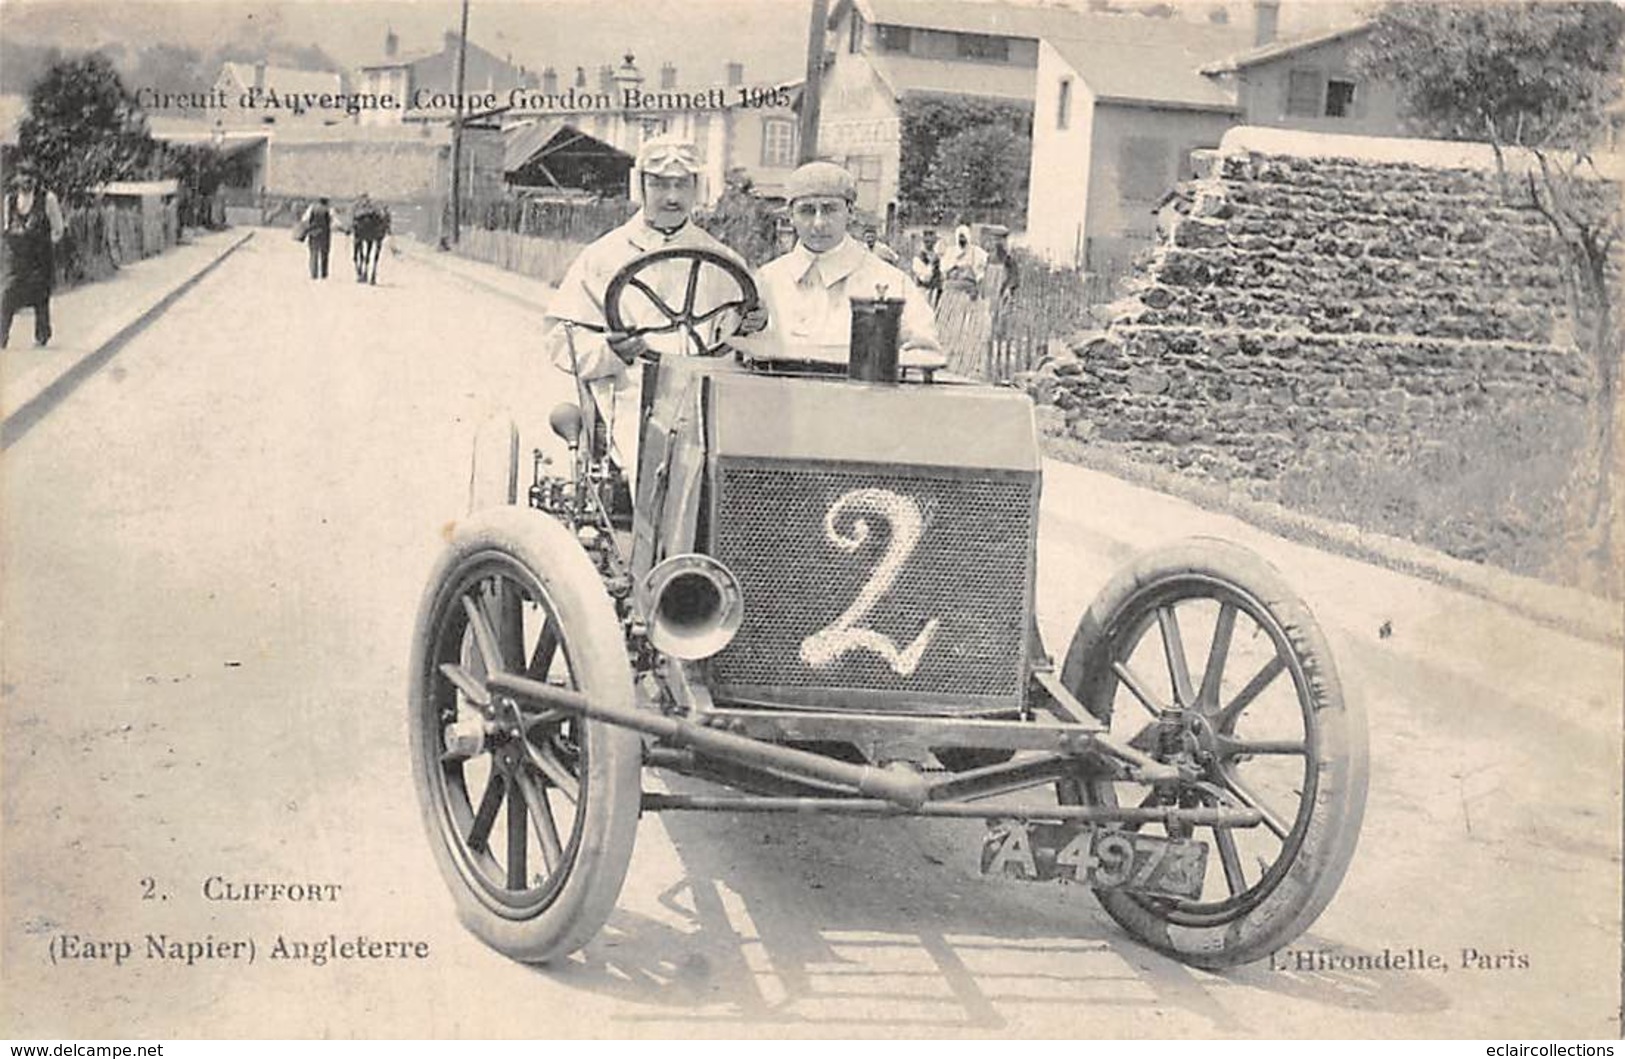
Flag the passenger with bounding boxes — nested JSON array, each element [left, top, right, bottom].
[[756, 161, 939, 355]]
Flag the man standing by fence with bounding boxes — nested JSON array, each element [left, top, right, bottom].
[[2, 161, 65, 349]]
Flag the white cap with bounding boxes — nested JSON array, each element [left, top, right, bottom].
[[636, 136, 703, 178]]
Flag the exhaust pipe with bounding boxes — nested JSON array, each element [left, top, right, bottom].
[[639, 553, 744, 660]]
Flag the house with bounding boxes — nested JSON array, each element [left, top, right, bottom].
[[818, 0, 1250, 222], [211, 62, 346, 127], [1200, 16, 1402, 136], [355, 28, 532, 127], [503, 55, 802, 204], [1025, 4, 1406, 271], [1025, 31, 1240, 272]]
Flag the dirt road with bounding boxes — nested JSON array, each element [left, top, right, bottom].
[[3, 233, 1618, 1039]]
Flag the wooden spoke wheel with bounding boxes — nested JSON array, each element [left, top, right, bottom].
[[1060, 539, 1368, 968], [409, 508, 642, 963]]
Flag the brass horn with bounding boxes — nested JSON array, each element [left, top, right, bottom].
[[639, 553, 744, 661]]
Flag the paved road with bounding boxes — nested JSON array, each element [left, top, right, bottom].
[[3, 232, 1619, 1039]]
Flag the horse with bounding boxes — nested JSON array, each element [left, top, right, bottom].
[[352, 206, 390, 285]]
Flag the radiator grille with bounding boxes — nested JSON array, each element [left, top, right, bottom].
[[709, 463, 1035, 706]]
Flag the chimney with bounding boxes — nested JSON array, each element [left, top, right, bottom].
[[542, 66, 558, 94], [575, 66, 587, 88], [660, 62, 677, 89], [614, 52, 644, 89], [598, 64, 615, 94], [1253, 0, 1280, 46], [385, 27, 398, 58], [444, 29, 460, 53], [726, 60, 744, 86], [253, 60, 267, 90]]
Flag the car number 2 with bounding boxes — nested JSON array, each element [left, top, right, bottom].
[[799, 487, 941, 677]]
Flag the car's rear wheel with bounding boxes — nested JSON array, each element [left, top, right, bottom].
[[1059, 538, 1367, 969], [409, 508, 642, 963]]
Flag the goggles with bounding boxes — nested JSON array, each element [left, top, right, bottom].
[[638, 143, 702, 178]]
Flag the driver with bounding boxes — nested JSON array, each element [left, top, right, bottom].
[[542, 136, 762, 467]]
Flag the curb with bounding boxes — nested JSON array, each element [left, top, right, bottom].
[[1040, 424, 1623, 649], [2, 229, 257, 450]]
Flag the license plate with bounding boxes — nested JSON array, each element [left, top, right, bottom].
[[980, 820, 1208, 901]]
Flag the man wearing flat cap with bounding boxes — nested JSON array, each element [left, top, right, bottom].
[[755, 160, 938, 355], [2, 160, 65, 349]]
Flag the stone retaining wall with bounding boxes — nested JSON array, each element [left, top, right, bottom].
[[1028, 130, 1602, 482]]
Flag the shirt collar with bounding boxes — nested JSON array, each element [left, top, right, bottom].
[[791, 235, 866, 288], [627, 211, 691, 252]]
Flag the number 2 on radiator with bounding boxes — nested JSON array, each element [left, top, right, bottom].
[[800, 488, 940, 676]]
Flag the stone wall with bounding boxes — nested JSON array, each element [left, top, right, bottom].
[[1030, 128, 1601, 482]]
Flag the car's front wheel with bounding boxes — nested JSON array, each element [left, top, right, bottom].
[[408, 508, 642, 963], [1060, 538, 1368, 969]]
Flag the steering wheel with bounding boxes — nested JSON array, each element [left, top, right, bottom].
[[602, 247, 760, 359]]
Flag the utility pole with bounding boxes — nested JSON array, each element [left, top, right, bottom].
[[448, 0, 471, 247], [798, 0, 829, 163]]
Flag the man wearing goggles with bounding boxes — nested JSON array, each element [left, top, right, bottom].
[[754, 161, 938, 355], [544, 137, 762, 380], [543, 137, 763, 478]]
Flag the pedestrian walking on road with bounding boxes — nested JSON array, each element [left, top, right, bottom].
[[299, 197, 333, 280], [1, 161, 66, 349]]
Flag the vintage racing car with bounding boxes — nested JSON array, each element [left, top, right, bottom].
[[408, 247, 1369, 970]]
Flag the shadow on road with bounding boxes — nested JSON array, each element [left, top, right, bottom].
[[533, 792, 1453, 1034]]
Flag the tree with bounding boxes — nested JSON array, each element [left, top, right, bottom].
[[898, 96, 1031, 224], [1357, 1, 1625, 590], [125, 44, 210, 108], [923, 123, 1030, 224], [696, 168, 781, 266], [17, 53, 155, 200]]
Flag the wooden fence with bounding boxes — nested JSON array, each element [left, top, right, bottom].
[[980, 252, 1123, 382], [35, 202, 171, 291]]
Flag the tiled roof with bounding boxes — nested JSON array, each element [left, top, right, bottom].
[[843, 0, 1251, 53], [843, 0, 1085, 40], [839, 0, 1248, 109], [869, 52, 1037, 101], [1047, 31, 1238, 111], [1200, 22, 1372, 74]]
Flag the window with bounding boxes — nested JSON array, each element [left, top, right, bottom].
[[761, 118, 796, 167], [1118, 136, 1168, 205], [1324, 78, 1356, 118], [1286, 69, 1321, 117], [957, 34, 1010, 62], [849, 12, 864, 54], [851, 155, 882, 182], [877, 25, 912, 53], [1056, 77, 1072, 130]]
